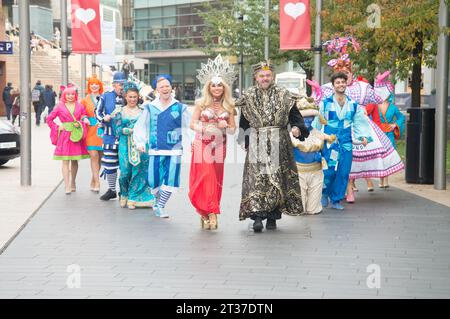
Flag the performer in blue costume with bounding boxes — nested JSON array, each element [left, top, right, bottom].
[[291, 96, 336, 215], [312, 72, 371, 210], [95, 72, 126, 201], [133, 74, 191, 218], [112, 80, 155, 210]]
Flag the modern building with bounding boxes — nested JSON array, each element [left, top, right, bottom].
[[134, 0, 211, 101], [9, 0, 53, 40]]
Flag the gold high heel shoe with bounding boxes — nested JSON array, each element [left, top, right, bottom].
[[119, 197, 128, 208], [208, 213, 218, 230], [201, 216, 210, 230]]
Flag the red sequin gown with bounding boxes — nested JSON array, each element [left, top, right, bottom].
[[189, 108, 229, 217]]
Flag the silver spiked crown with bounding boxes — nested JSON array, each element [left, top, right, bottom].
[[196, 55, 237, 87]]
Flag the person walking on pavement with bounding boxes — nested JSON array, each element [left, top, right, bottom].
[[95, 72, 126, 201], [133, 74, 191, 219], [43, 85, 57, 122], [122, 59, 130, 78], [189, 55, 237, 230], [32, 80, 45, 126], [2, 82, 13, 121], [47, 85, 90, 194], [112, 81, 155, 210], [81, 75, 105, 193], [312, 72, 371, 210], [236, 61, 309, 232], [11, 89, 20, 126]]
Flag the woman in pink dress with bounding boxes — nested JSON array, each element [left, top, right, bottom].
[[47, 86, 90, 194]]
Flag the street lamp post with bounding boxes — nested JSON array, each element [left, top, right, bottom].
[[264, 0, 270, 60], [80, 54, 86, 97], [18, 0, 31, 186], [238, 14, 244, 97], [61, 0, 69, 86], [313, 0, 322, 84], [434, 0, 449, 190]]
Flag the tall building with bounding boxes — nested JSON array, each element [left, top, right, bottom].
[[134, 0, 211, 101], [9, 0, 53, 39]]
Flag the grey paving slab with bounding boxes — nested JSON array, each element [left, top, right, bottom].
[[1, 158, 450, 298]]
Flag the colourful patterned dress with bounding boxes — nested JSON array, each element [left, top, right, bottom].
[[113, 108, 155, 207]]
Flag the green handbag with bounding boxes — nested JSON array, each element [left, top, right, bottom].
[[64, 104, 84, 143]]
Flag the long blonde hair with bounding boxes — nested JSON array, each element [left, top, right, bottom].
[[196, 80, 235, 114]]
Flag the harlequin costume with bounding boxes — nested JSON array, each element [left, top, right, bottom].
[[95, 72, 126, 200], [349, 73, 404, 180]]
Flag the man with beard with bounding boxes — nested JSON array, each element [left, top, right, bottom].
[[237, 61, 309, 232]]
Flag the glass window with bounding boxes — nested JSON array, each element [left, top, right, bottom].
[[149, 18, 162, 29], [163, 6, 176, 17], [163, 17, 176, 27], [135, 9, 149, 18], [171, 62, 183, 75], [135, 19, 149, 29], [149, 7, 162, 18]]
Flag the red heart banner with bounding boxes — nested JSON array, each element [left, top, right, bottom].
[[280, 0, 311, 50], [71, 0, 102, 54]]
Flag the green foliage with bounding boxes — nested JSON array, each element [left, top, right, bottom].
[[198, 0, 314, 72], [321, 0, 444, 82]]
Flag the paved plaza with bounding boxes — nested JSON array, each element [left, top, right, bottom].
[[1, 152, 450, 299]]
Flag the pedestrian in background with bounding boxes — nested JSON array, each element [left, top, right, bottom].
[[11, 89, 20, 126], [2, 82, 13, 121], [32, 80, 45, 126], [43, 84, 57, 122]]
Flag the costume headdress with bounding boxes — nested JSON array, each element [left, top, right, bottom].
[[196, 55, 236, 87], [323, 36, 361, 73], [87, 74, 104, 94], [123, 76, 140, 94], [252, 60, 274, 74], [374, 71, 394, 101], [296, 95, 327, 124]]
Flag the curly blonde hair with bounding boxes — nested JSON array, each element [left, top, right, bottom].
[[195, 80, 235, 114]]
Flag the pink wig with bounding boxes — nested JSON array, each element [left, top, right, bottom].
[[59, 86, 78, 104]]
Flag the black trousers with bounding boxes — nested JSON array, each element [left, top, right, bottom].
[[4, 104, 12, 120], [33, 102, 42, 125], [250, 209, 282, 221]]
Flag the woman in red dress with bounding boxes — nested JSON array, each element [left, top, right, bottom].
[[188, 56, 237, 230]]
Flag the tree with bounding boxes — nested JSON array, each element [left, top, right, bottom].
[[198, 0, 314, 81], [322, 0, 445, 107]]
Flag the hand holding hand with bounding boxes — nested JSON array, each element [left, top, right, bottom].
[[104, 115, 111, 122]]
